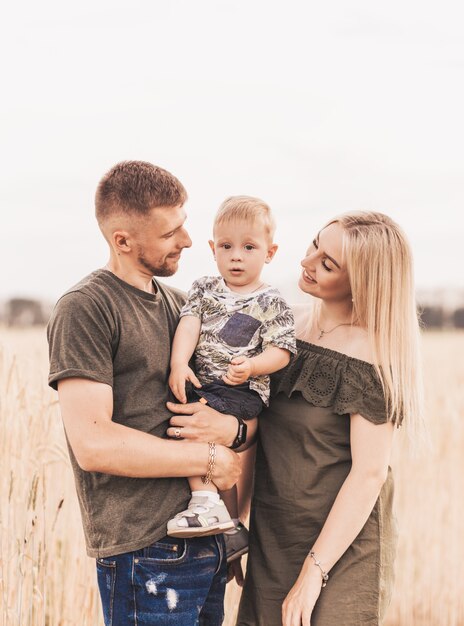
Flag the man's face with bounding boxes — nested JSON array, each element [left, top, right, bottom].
[[133, 204, 192, 277]]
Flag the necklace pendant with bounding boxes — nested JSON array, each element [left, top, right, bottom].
[[318, 330, 324, 340]]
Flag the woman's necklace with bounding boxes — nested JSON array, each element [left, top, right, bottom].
[[317, 320, 352, 340]]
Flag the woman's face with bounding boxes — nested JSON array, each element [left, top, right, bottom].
[[299, 222, 352, 303]]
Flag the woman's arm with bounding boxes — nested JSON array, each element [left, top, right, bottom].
[[282, 414, 395, 626]]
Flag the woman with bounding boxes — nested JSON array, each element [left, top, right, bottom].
[[236, 211, 423, 626]]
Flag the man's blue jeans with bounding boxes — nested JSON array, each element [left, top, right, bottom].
[[96, 534, 227, 625]]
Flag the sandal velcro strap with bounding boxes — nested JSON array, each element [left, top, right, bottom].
[[186, 514, 211, 528]]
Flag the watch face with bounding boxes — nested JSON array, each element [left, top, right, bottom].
[[237, 421, 247, 444], [237, 424, 244, 443]]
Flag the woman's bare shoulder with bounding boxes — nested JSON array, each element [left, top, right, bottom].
[[291, 303, 313, 340], [340, 327, 375, 364]]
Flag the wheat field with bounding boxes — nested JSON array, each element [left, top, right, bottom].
[[1, 328, 463, 625]]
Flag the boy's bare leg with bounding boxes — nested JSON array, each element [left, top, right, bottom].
[[219, 484, 239, 519], [189, 475, 219, 494], [222, 448, 255, 573], [236, 445, 256, 522], [221, 444, 256, 524]]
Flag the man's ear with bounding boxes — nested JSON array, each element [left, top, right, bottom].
[[265, 243, 278, 263], [208, 240, 216, 257], [113, 230, 132, 253]]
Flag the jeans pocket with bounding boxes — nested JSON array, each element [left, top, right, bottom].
[[96, 558, 116, 626], [139, 537, 187, 564]]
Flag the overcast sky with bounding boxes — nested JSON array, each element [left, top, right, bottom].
[[1, 0, 463, 303]]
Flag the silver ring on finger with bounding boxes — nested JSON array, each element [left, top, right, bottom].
[[174, 427, 182, 439]]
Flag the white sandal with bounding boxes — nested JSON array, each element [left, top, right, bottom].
[[167, 495, 235, 538]]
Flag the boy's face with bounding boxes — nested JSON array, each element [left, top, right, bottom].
[[209, 218, 277, 293]]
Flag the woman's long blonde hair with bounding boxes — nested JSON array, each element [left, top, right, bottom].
[[328, 211, 423, 433]]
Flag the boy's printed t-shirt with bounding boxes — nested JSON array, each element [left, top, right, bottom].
[[180, 276, 297, 405]]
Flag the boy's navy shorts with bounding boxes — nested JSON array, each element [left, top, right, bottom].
[[188, 380, 264, 421]]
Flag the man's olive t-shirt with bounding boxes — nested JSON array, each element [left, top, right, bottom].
[[47, 269, 190, 558]]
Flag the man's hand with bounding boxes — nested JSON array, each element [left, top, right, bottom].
[[168, 364, 202, 404], [223, 356, 254, 386], [213, 444, 242, 491], [166, 401, 238, 447]]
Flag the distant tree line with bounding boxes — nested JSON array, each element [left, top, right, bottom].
[[1, 297, 464, 330], [1, 298, 52, 327], [419, 305, 464, 330]]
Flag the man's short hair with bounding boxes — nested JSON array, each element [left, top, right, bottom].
[[214, 196, 276, 241], [95, 161, 187, 223]]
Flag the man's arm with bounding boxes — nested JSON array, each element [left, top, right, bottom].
[[57, 377, 240, 491]]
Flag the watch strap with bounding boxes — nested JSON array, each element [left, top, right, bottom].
[[230, 415, 247, 449]]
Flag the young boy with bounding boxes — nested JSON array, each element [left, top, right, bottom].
[[167, 196, 296, 560]]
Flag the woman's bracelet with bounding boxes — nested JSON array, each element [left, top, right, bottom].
[[201, 442, 216, 485], [309, 550, 329, 587]]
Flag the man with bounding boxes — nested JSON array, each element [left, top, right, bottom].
[[47, 161, 242, 625]]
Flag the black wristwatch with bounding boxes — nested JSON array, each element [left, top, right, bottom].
[[230, 415, 247, 449]]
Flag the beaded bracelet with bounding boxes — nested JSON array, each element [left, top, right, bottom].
[[201, 442, 216, 485], [309, 550, 329, 587]]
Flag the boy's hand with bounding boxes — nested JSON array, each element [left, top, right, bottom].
[[169, 365, 202, 404], [223, 356, 254, 386]]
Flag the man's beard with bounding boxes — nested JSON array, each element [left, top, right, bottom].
[[137, 249, 177, 277]]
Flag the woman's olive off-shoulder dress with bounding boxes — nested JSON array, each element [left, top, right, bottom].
[[237, 340, 399, 626]]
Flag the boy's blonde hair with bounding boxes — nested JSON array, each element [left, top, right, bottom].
[[214, 196, 276, 241], [322, 211, 424, 435]]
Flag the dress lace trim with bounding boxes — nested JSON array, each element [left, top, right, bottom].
[[272, 339, 396, 425]]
